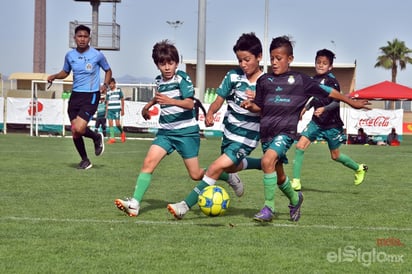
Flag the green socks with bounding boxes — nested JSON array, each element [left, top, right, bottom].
[[278, 177, 299, 206], [336, 153, 359, 171], [293, 149, 304, 179], [244, 157, 262, 170], [263, 175, 300, 211], [263, 173, 277, 212], [218, 172, 229, 181], [133, 172, 152, 202], [184, 181, 209, 208]]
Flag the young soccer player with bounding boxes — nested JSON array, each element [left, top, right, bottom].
[[114, 40, 238, 217], [167, 32, 264, 220], [106, 77, 126, 143], [47, 24, 111, 170], [241, 36, 370, 222], [291, 49, 368, 191]]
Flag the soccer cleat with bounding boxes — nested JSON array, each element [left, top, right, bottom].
[[227, 173, 244, 197], [253, 206, 274, 222], [354, 164, 368, 185], [291, 178, 302, 191], [289, 191, 304, 222], [121, 132, 126, 143], [107, 138, 116, 144], [167, 201, 189, 220], [94, 132, 105, 156], [114, 198, 140, 217], [77, 159, 92, 170]]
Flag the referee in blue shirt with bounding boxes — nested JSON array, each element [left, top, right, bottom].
[[48, 25, 112, 169]]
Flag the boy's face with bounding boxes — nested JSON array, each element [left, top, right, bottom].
[[157, 60, 178, 81], [315, 56, 333, 75], [235, 50, 262, 78], [109, 81, 116, 90], [270, 47, 293, 75]]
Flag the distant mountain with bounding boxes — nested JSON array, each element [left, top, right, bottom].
[[116, 74, 153, 84]]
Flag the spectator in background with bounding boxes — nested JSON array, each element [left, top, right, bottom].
[[387, 128, 400, 146], [354, 128, 368, 144]]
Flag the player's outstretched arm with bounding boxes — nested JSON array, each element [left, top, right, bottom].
[[329, 89, 371, 110]]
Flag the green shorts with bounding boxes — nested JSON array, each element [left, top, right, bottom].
[[301, 121, 346, 150], [107, 110, 121, 120], [220, 136, 256, 166], [153, 134, 200, 159], [261, 135, 293, 164]]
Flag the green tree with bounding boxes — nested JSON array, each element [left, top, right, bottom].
[[375, 38, 412, 109], [375, 38, 412, 81]]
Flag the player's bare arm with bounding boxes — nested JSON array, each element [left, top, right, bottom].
[[205, 96, 225, 127]]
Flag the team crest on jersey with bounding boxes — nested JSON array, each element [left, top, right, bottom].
[[288, 75, 295, 84], [86, 63, 92, 71], [236, 148, 246, 160]]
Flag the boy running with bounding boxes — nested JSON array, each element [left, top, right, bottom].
[[241, 36, 370, 222], [167, 33, 264, 220], [291, 49, 368, 191]]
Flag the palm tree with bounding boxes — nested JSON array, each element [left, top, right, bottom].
[[375, 38, 412, 82], [375, 38, 412, 109]]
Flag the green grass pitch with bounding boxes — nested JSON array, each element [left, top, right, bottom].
[[0, 133, 411, 273]]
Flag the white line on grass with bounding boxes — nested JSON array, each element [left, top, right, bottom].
[[2, 216, 411, 232]]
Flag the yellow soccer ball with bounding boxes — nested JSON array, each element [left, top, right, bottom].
[[198, 185, 230, 217]]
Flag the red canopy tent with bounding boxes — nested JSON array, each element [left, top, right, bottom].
[[347, 80, 408, 143], [349, 80, 412, 100]]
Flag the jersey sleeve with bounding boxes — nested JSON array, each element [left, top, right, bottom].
[[176, 70, 195, 99], [254, 75, 266, 109], [98, 52, 111, 72], [216, 69, 237, 98], [62, 52, 72, 73]]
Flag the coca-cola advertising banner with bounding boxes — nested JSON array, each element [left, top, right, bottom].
[[344, 108, 403, 136]]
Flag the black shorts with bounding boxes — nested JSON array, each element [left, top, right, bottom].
[[68, 91, 100, 122]]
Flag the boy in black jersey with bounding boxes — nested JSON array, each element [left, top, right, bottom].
[[291, 49, 368, 191], [241, 36, 370, 222]]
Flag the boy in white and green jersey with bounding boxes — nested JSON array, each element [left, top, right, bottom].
[[167, 33, 265, 220], [115, 40, 244, 217], [115, 40, 220, 216], [106, 78, 125, 143]]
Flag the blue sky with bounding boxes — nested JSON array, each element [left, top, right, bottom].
[[1, 0, 412, 89]]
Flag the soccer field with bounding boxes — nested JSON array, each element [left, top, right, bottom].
[[0, 133, 410, 273]]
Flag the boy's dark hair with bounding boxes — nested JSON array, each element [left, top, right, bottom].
[[152, 40, 179, 65], [316, 49, 335, 65], [75, 24, 91, 35], [109, 77, 116, 83], [233, 32, 262, 57], [269, 36, 294, 56]]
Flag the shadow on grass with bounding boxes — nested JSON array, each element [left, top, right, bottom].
[[301, 187, 360, 195], [68, 163, 107, 169]]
